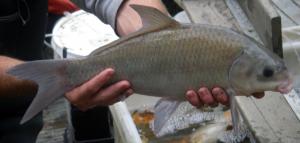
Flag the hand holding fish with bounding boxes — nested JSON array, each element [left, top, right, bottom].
[[65, 68, 133, 111], [185, 88, 265, 107], [186, 87, 229, 107]]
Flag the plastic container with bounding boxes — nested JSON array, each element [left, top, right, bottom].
[[51, 10, 118, 59]]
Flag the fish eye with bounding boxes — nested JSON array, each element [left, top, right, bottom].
[[262, 67, 274, 78]]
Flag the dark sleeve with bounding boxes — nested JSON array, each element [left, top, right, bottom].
[[72, 0, 124, 29]]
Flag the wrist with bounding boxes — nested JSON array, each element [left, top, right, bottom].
[[0, 56, 37, 97], [0, 56, 23, 74]]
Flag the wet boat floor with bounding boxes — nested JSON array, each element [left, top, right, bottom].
[[36, 98, 68, 143]]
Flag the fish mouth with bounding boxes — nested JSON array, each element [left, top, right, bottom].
[[276, 78, 293, 94]]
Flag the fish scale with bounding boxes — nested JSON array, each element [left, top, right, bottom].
[[65, 26, 244, 99]]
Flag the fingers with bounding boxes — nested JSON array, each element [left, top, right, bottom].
[[198, 87, 218, 107], [72, 68, 115, 96], [65, 68, 115, 104], [65, 68, 133, 111], [186, 86, 266, 108], [212, 87, 229, 106], [186, 90, 203, 107], [92, 81, 131, 106], [185, 87, 229, 108]]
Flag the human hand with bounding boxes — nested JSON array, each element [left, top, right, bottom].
[[185, 87, 265, 107], [65, 68, 133, 111]]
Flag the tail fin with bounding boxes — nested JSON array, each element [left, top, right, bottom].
[[7, 59, 73, 124]]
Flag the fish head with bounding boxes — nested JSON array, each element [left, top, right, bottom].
[[229, 41, 292, 95]]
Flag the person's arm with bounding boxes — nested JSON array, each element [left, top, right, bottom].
[[76, 0, 167, 36], [115, 0, 169, 36], [73, 0, 124, 30], [0, 56, 38, 97]]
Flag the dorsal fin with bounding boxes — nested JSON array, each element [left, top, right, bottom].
[[130, 4, 180, 28], [89, 4, 181, 56]]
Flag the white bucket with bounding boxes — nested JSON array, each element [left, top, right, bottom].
[[50, 10, 142, 143], [51, 10, 118, 59]]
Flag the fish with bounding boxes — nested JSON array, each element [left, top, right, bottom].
[[7, 5, 292, 135]]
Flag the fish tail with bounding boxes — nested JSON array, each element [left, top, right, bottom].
[[7, 59, 73, 124]]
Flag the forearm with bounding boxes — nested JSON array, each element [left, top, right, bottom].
[[75, 0, 124, 29], [76, 0, 168, 36], [0, 56, 37, 97], [116, 0, 168, 36]]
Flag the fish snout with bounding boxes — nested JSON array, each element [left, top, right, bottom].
[[276, 78, 293, 94]]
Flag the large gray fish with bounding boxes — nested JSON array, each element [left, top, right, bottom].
[[8, 5, 292, 135]]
